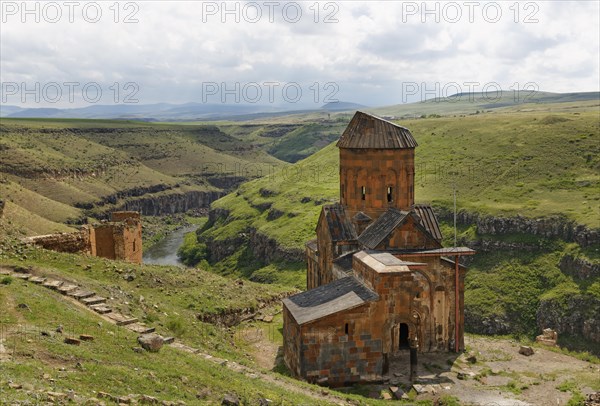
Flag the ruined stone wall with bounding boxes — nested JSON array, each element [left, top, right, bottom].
[[119, 218, 143, 264], [92, 225, 116, 260], [93, 214, 142, 264], [23, 211, 142, 264], [23, 230, 91, 254]]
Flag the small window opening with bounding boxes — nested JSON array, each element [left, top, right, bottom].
[[361, 186, 366, 200], [387, 186, 393, 203], [133, 240, 136, 251], [344, 323, 349, 335]]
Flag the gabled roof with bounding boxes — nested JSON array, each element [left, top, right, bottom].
[[352, 211, 372, 223], [357, 209, 408, 249], [413, 204, 442, 242], [320, 204, 357, 242], [283, 276, 378, 325], [336, 111, 417, 149]]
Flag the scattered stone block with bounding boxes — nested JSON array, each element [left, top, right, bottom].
[[389, 386, 406, 400], [69, 290, 95, 299], [262, 315, 274, 323], [519, 346, 534, 356], [536, 328, 558, 346], [43, 279, 63, 289], [163, 336, 175, 344], [140, 395, 159, 404], [29, 276, 46, 284], [585, 392, 600, 406], [382, 392, 392, 400], [457, 372, 467, 380], [81, 296, 106, 305], [90, 304, 112, 314], [108, 313, 138, 326], [138, 333, 164, 352], [64, 337, 81, 345], [127, 323, 155, 334], [221, 394, 240, 405], [8, 383, 23, 389], [12, 273, 32, 279], [58, 284, 78, 294], [412, 384, 426, 394], [46, 391, 67, 400], [79, 334, 94, 341]]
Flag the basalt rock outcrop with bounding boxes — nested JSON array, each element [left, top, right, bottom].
[[464, 309, 512, 336], [437, 208, 599, 248], [248, 229, 303, 263], [113, 190, 224, 217], [559, 254, 599, 280], [537, 295, 600, 344], [201, 207, 303, 264]]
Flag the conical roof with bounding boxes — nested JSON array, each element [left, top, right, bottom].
[[336, 111, 417, 149]]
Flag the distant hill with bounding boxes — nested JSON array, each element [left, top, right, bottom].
[[321, 101, 369, 111], [1, 102, 286, 121], [3, 91, 597, 121], [370, 91, 600, 118]]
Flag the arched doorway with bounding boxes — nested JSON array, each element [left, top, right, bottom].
[[399, 323, 410, 349]]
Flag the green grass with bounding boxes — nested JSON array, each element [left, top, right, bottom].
[[0, 274, 330, 404], [192, 108, 599, 259], [0, 243, 293, 358], [0, 118, 287, 236]]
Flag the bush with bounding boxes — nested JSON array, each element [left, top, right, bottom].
[[1, 276, 13, 285], [166, 317, 186, 337]]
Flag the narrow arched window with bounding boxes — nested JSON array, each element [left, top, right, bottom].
[[361, 186, 366, 200], [387, 186, 393, 203]]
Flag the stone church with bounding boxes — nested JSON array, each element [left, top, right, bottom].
[[282, 111, 475, 386]]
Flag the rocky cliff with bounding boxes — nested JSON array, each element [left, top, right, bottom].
[[537, 295, 600, 344], [437, 208, 599, 248], [98, 190, 224, 218]]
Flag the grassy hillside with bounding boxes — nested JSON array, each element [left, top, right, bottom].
[[0, 118, 290, 236], [0, 242, 349, 405], [199, 107, 599, 254]]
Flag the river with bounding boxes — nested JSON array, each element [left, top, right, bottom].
[[142, 225, 198, 266]]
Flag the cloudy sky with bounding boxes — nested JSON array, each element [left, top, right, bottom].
[[1, 0, 598, 108]]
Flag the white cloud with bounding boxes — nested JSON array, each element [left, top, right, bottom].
[[1, 0, 598, 108]]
